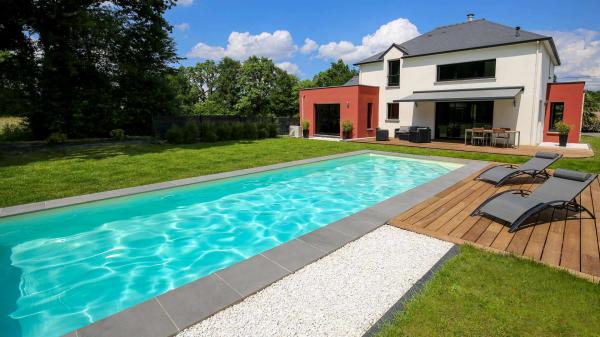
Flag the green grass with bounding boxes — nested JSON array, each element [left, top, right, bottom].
[[375, 245, 600, 337], [0, 136, 599, 208]]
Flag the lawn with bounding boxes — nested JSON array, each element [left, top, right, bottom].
[[1, 136, 599, 208], [375, 245, 600, 337]]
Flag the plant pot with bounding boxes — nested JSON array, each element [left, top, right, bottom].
[[302, 129, 309, 138], [558, 134, 568, 147], [342, 131, 352, 139]]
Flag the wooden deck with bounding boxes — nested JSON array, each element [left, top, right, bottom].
[[389, 167, 600, 282], [351, 137, 594, 158]]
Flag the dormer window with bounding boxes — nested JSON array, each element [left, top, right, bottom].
[[387, 60, 400, 87]]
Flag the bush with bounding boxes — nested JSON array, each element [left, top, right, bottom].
[[244, 123, 258, 139], [46, 132, 68, 145], [230, 122, 244, 140], [203, 129, 218, 142], [216, 123, 232, 141], [267, 122, 278, 138], [182, 121, 199, 143], [165, 125, 185, 144], [109, 129, 126, 140], [554, 121, 572, 135], [258, 126, 269, 139], [341, 120, 353, 132], [301, 120, 310, 130], [0, 123, 32, 142]]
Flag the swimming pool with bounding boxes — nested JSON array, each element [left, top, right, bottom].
[[0, 153, 461, 337]]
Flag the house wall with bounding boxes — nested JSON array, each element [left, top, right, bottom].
[[358, 41, 557, 144], [298, 85, 379, 138], [543, 82, 585, 143]]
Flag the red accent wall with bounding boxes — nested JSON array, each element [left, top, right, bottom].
[[299, 85, 379, 138], [543, 82, 585, 143]]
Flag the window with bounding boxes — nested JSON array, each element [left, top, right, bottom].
[[549, 102, 564, 131], [437, 59, 496, 82], [387, 103, 399, 120], [367, 103, 373, 129], [387, 60, 400, 86]]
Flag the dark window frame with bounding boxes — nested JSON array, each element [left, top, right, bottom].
[[387, 102, 399, 120], [436, 59, 496, 82], [367, 103, 373, 129], [549, 102, 565, 132], [387, 59, 400, 87]]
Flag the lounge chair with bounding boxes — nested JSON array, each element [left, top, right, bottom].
[[471, 169, 597, 232], [476, 152, 562, 186]]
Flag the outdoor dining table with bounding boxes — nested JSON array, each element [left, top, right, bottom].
[[464, 128, 520, 148]]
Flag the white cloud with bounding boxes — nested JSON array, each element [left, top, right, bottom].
[[300, 38, 318, 54], [175, 22, 190, 32], [187, 30, 297, 61], [177, 0, 193, 7], [539, 29, 600, 90], [276, 62, 300, 76], [317, 18, 419, 63]]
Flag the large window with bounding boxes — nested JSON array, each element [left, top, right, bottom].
[[437, 59, 496, 82], [387, 103, 399, 121], [549, 102, 564, 131], [435, 101, 493, 139], [387, 60, 400, 86], [367, 103, 373, 129]]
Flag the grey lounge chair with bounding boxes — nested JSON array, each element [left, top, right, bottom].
[[471, 169, 597, 232], [476, 152, 562, 186]]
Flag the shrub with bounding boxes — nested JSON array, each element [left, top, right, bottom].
[[554, 121, 572, 135], [230, 122, 244, 140], [245, 123, 258, 139], [165, 125, 185, 144], [341, 120, 353, 132], [182, 121, 199, 143], [109, 129, 126, 140], [267, 122, 278, 138], [203, 129, 218, 142], [0, 123, 32, 142], [46, 132, 68, 145], [301, 120, 310, 130], [216, 123, 232, 141], [258, 126, 269, 139]]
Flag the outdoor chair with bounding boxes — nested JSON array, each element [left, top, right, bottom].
[[471, 168, 597, 232], [475, 152, 562, 186], [491, 128, 511, 147], [471, 128, 487, 146]]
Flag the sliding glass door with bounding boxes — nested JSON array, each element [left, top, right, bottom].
[[435, 101, 493, 139], [314, 104, 340, 136]]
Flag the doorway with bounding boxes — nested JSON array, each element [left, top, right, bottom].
[[435, 101, 493, 139], [314, 104, 340, 136]]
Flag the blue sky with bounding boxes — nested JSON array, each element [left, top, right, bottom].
[[166, 0, 600, 88]]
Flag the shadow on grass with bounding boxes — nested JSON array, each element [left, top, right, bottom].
[[0, 139, 263, 168]]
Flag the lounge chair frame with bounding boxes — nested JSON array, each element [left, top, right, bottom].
[[476, 163, 552, 187]]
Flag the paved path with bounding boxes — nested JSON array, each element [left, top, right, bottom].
[[177, 226, 454, 337]]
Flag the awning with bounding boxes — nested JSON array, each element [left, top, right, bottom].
[[394, 86, 524, 102]]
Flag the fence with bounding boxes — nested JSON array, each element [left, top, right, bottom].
[[153, 115, 299, 137]]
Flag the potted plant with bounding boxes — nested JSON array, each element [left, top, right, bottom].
[[341, 120, 353, 139], [554, 121, 571, 147], [301, 120, 310, 138]]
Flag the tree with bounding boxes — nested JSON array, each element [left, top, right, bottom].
[[190, 60, 219, 102], [583, 90, 600, 131], [236, 56, 277, 116], [270, 68, 298, 117], [213, 57, 242, 114], [312, 59, 358, 87]]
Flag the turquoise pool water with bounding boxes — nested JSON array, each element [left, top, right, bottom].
[[0, 154, 460, 337]]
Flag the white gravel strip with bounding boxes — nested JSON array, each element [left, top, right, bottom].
[[177, 225, 453, 337]]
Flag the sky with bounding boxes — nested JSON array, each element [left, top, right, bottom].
[[165, 0, 600, 89]]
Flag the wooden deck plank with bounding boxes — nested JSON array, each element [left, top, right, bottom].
[[541, 208, 567, 266], [580, 187, 600, 276], [522, 208, 553, 260], [504, 177, 544, 255], [560, 202, 581, 271]]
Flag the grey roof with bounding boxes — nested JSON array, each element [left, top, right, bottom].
[[394, 86, 524, 102], [355, 19, 560, 65], [343, 75, 359, 86]]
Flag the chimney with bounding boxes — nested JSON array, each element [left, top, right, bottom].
[[515, 26, 521, 37], [467, 13, 475, 22]]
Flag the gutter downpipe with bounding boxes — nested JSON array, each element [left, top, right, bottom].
[[530, 41, 541, 145]]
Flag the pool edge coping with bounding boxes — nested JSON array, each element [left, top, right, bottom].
[[4, 151, 488, 337]]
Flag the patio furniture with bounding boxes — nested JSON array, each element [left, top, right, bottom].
[[476, 152, 562, 186], [471, 128, 487, 146], [409, 127, 431, 143], [465, 129, 521, 148], [491, 128, 511, 147], [471, 168, 597, 232], [395, 126, 414, 140], [376, 129, 389, 141]]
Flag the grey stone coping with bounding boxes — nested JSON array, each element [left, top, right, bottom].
[[9, 150, 488, 337]]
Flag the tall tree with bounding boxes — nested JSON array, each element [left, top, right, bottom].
[[190, 60, 219, 102], [270, 68, 298, 117], [213, 57, 242, 114], [312, 59, 358, 87], [236, 56, 277, 116]]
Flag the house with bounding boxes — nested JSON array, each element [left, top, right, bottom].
[[299, 14, 585, 145]]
